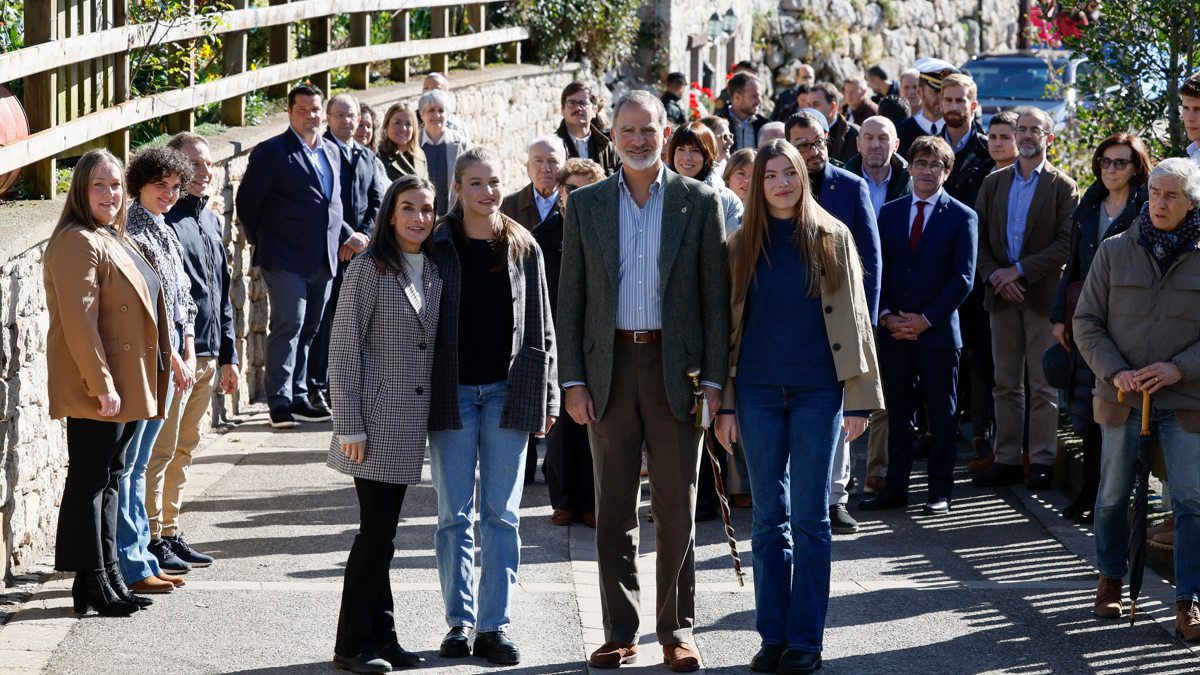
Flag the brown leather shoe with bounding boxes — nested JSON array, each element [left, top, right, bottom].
[[662, 643, 701, 673], [129, 576, 174, 594], [588, 642, 638, 668], [864, 476, 886, 496], [966, 452, 994, 473], [550, 509, 572, 526], [1178, 600, 1200, 642], [581, 512, 597, 528], [1094, 576, 1122, 619], [1150, 529, 1174, 551], [158, 572, 186, 587]]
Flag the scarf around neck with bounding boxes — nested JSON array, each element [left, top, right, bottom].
[[1137, 205, 1200, 273]]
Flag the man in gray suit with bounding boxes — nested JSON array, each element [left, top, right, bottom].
[[558, 90, 730, 673]]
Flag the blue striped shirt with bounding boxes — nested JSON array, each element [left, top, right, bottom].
[[1006, 159, 1044, 272], [615, 165, 666, 331]]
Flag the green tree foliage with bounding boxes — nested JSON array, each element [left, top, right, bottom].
[[514, 0, 641, 75], [1048, 0, 1199, 158]]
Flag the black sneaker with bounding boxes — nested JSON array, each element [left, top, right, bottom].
[[290, 398, 331, 423], [309, 388, 332, 413], [270, 405, 298, 429], [166, 533, 214, 568], [829, 504, 859, 535], [148, 537, 192, 574]]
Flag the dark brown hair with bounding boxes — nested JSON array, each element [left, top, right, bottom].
[[722, 148, 757, 185], [560, 81, 595, 107], [809, 82, 840, 105], [1091, 132, 1154, 186], [358, 102, 380, 151], [126, 146, 193, 204], [988, 110, 1019, 131], [369, 174, 437, 274], [727, 72, 760, 96], [667, 121, 718, 182], [907, 135, 956, 171], [1181, 72, 1200, 99]]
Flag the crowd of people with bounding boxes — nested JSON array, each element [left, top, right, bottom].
[[39, 54, 1200, 675]]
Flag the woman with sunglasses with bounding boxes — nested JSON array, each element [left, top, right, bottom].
[[1050, 133, 1152, 525]]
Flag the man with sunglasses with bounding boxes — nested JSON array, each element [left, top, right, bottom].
[[555, 81, 620, 175], [785, 108, 881, 535], [973, 107, 1079, 491]]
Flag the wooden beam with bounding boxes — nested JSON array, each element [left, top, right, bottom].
[[106, 0, 129, 167], [0, 27, 531, 176], [389, 10, 411, 83], [0, 0, 507, 83], [308, 15, 331, 96], [221, 0, 250, 126], [430, 6, 450, 74], [24, 0, 57, 198], [349, 14, 370, 90], [267, 0, 291, 99], [168, 0, 197, 134], [466, 4, 485, 69]]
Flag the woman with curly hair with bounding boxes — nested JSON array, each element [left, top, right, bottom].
[[120, 146, 199, 595]]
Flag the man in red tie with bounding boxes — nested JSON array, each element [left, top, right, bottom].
[[861, 136, 978, 516]]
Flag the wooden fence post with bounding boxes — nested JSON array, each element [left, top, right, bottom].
[[24, 0, 57, 197], [309, 16, 331, 96], [267, 0, 291, 98], [167, 0, 198, 135], [106, 0, 130, 167], [430, 6, 450, 75], [221, 0, 249, 126], [349, 13, 371, 90], [466, 5, 485, 69], [389, 10, 411, 83]]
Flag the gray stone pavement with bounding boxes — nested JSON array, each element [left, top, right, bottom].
[[2, 413, 1199, 674]]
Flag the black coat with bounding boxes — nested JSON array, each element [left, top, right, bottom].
[[556, 120, 620, 176], [827, 115, 860, 165], [532, 210, 564, 324], [843, 153, 913, 207], [324, 130, 384, 242], [942, 129, 994, 210], [165, 194, 238, 365]]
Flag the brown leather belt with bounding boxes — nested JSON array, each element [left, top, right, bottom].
[[615, 330, 661, 344]]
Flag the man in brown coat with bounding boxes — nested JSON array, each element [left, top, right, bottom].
[[972, 107, 1079, 490]]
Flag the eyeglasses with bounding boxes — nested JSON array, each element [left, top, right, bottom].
[[1099, 157, 1132, 171], [563, 98, 592, 110], [912, 159, 949, 173], [792, 138, 825, 153], [1015, 125, 1050, 137]]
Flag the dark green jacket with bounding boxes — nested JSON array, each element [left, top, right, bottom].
[[558, 169, 730, 421]]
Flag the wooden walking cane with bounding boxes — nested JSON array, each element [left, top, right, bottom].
[[688, 368, 747, 587]]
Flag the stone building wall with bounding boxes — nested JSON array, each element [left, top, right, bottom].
[[0, 63, 584, 583], [765, 0, 1022, 86]]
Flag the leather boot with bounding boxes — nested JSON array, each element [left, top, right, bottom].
[[106, 563, 152, 608], [72, 570, 138, 617], [1178, 600, 1200, 642], [1094, 576, 1122, 619]]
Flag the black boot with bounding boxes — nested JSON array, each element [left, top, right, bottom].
[[72, 570, 138, 617], [106, 563, 152, 608]]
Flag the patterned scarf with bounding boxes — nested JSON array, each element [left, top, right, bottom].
[[126, 201, 197, 350], [1137, 204, 1200, 273]]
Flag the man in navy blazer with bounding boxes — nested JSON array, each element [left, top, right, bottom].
[[306, 93, 384, 414], [785, 109, 881, 535], [861, 136, 978, 515], [236, 83, 343, 428]]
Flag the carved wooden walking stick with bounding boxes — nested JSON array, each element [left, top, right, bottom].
[[689, 368, 746, 587]]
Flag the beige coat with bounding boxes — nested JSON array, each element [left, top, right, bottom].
[[1074, 213, 1200, 431], [722, 221, 885, 413], [43, 225, 172, 423]]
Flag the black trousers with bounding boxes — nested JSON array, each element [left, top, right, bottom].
[[545, 415, 594, 514], [880, 338, 961, 500], [56, 418, 136, 572], [335, 478, 409, 657], [308, 261, 347, 392]]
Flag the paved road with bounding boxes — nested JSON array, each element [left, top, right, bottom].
[[2, 413, 1198, 674]]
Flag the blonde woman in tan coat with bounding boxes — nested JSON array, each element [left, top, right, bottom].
[[43, 149, 171, 616]]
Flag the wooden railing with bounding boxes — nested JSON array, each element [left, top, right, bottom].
[[0, 0, 527, 198]]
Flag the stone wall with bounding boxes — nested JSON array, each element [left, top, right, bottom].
[[765, 0, 1022, 86], [0, 63, 584, 583]]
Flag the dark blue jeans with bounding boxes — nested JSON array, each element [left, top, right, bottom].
[[737, 383, 844, 653], [261, 266, 332, 409]]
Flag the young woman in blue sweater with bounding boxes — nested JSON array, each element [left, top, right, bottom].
[[715, 140, 883, 675]]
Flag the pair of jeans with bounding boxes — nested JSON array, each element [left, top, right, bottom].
[[261, 266, 333, 409], [116, 385, 174, 583], [56, 419, 137, 572], [1096, 409, 1200, 602], [737, 383, 844, 653], [335, 478, 409, 657], [428, 382, 529, 633]]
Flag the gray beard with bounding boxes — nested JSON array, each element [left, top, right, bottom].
[[620, 150, 660, 172]]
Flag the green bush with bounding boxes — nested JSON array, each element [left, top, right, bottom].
[[514, 0, 641, 75]]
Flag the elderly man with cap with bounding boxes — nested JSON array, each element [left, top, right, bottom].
[[785, 108, 881, 535], [897, 57, 959, 158]]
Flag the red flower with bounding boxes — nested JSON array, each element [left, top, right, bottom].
[[701, 87, 713, 97], [725, 72, 735, 81], [691, 81, 701, 89]]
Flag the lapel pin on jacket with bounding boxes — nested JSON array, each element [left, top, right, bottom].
[[682, 206, 688, 213]]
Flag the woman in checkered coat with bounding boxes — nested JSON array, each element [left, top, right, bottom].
[[426, 146, 559, 665], [327, 175, 440, 673]]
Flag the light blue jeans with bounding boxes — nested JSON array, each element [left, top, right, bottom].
[[1096, 409, 1200, 602], [117, 385, 173, 583], [428, 382, 529, 633]]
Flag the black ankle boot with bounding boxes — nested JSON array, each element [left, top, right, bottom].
[[72, 570, 138, 617], [105, 563, 152, 608]]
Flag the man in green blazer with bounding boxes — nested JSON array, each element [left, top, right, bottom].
[[557, 90, 730, 673]]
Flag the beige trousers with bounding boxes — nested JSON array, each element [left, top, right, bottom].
[[146, 356, 217, 539], [989, 302, 1058, 466]]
